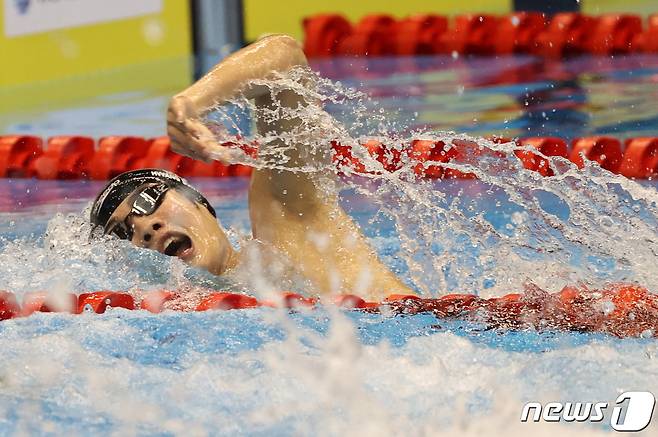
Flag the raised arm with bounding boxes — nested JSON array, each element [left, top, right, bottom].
[[167, 34, 308, 162], [168, 35, 413, 297]]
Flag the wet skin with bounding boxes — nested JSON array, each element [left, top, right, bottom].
[[106, 187, 238, 275], [135, 34, 414, 299]]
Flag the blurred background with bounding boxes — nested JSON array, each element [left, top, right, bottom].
[[2, 0, 658, 140]]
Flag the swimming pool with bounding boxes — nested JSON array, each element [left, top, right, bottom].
[[1, 55, 658, 435]]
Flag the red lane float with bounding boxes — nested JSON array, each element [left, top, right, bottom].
[[332, 141, 366, 174], [281, 292, 317, 308], [0, 136, 42, 178], [336, 14, 397, 57], [21, 292, 77, 316], [413, 139, 480, 179], [303, 14, 353, 58], [364, 139, 402, 173], [140, 290, 176, 314], [382, 284, 658, 338], [407, 140, 450, 178], [494, 12, 546, 55], [533, 12, 595, 57], [516, 137, 568, 176], [304, 12, 658, 58], [334, 294, 379, 309], [2, 135, 658, 180], [134, 136, 186, 173], [570, 136, 623, 173], [134, 136, 245, 178], [334, 139, 404, 175], [394, 15, 448, 56], [585, 14, 643, 55], [77, 292, 135, 314], [618, 138, 658, 179], [260, 292, 317, 309], [437, 14, 500, 55], [407, 139, 500, 180], [33, 136, 95, 179], [196, 292, 260, 311], [445, 139, 499, 179], [632, 14, 658, 53], [0, 291, 20, 320], [1, 285, 658, 338], [88, 136, 149, 180]]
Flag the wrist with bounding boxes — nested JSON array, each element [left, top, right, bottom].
[[171, 94, 202, 119]]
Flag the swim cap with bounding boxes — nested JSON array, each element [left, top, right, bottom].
[[90, 169, 216, 232]]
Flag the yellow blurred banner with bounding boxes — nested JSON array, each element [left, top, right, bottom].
[[582, 0, 657, 15], [0, 0, 192, 113], [243, 0, 512, 42]]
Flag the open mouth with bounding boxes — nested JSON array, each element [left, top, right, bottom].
[[163, 234, 193, 258]]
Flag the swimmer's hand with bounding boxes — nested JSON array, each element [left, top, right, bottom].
[[167, 95, 237, 164]]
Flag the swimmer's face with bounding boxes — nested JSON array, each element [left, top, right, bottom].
[[105, 186, 235, 275]]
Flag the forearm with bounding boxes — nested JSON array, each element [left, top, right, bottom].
[[177, 34, 308, 115]]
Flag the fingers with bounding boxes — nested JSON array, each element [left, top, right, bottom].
[[166, 98, 188, 131], [167, 95, 194, 121], [165, 98, 212, 162], [166, 96, 238, 165], [183, 118, 214, 141], [167, 121, 237, 165], [171, 139, 211, 163], [167, 124, 212, 163], [206, 144, 238, 164]]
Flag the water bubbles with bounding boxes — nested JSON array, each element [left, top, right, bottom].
[[598, 216, 614, 227], [221, 71, 658, 295], [6, 63, 658, 300], [510, 212, 527, 226], [599, 300, 616, 316]]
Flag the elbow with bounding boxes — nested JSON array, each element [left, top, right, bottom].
[[260, 34, 308, 68]]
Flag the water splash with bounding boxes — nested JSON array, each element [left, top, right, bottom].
[[199, 66, 658, 297], [2, 59, 658, 436]]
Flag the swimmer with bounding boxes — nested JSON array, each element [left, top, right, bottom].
[[91, 35, 412, 300]]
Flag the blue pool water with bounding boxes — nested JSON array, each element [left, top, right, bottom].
[[3, 54, 658, 140], [2, 55, 658, 435]]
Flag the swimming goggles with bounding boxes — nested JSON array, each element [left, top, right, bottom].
[[104, 183, 170, 240]]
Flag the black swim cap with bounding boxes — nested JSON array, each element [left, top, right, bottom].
[[90, 169, 216, 232]]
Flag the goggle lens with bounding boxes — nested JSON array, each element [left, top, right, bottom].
[[105, 183, 170, 240]]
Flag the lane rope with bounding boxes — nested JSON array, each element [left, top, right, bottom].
[[2, 284, 657, 338], [1, 135, 657, 180], [303, 12, 658, 58]]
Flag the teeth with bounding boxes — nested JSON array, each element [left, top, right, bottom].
[[163, 236, 176, 252]]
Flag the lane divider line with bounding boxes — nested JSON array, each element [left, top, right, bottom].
[[1, 285, 656, 338], [303, 12, 658, 58]]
